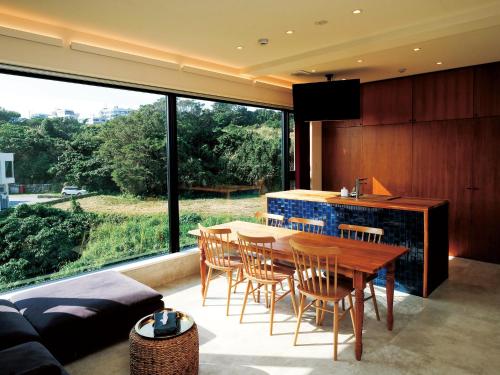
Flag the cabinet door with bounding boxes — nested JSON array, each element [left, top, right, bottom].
[[361, 123, 412, 195], [412, 120, 474, 258], [362, 78, 412, 125], [470, 118, 500, 263], [322, 126, 362, 190], [413, 67, 474, 122], [475, 62, 500, 118]]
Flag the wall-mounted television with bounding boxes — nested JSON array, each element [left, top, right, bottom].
[[292, 79, 360, 121]]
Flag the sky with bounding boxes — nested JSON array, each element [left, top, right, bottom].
[[0, 73, 163, 120]]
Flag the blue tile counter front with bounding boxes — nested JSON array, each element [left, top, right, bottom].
[[268, 197, 425, 296]]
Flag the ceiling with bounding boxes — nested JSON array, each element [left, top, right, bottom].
[[1, 0, 500, 85]]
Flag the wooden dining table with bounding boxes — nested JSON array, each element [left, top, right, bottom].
[[189, 220, 408, 361]]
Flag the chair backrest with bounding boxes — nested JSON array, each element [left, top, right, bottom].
[[289, 238, 342, 298], [338, 224, 384, 243], [289, 217, 325, 234], [199, 224, 234, 268], [255, 212, 284, 228], [237, 232, 278, 282]]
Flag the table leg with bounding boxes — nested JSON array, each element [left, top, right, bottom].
[[386, 261, 395, 331], [353, 271, 365, 361], [199, 238, 207, 297]]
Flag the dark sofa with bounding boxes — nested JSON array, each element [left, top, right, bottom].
[[0, 271, 164, 374]]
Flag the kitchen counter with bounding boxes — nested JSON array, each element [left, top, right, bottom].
[[266, 189, 447, 212], [266, 190, 449, 297]]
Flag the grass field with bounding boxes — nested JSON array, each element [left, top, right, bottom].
[[53, 194, 266, 217]]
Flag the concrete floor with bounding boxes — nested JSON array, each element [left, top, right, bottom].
[[66, 257, 500, 375]]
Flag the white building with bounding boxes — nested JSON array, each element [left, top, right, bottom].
[[50, 109, 78, 120], [0, 153, 14, 210], [91, 106, 133, 124]]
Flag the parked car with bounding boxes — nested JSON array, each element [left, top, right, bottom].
[[61, 186, 88, 196]]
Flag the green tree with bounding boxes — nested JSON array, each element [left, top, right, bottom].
[[51, 125, 116, 191], [0, 108, 21, 123], [99, 100, 167, 196]]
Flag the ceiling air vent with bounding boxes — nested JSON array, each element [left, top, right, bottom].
[[291, 70, 313, 76]]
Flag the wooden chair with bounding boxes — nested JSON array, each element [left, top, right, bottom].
[[289, 238, 356, 361], [237, 232, 298, 335], [289, 217, 325, 234], [255, 212, 284, 227], [199, 224, 245, 316], [338, 223, 383, 321]]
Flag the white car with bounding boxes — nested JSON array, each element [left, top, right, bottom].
[[61, 186, 88, 196]]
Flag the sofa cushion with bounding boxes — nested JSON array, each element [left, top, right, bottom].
[[0, 299, 41, 351], [0, 341, 69, 375], [10, 271, 163, 363]]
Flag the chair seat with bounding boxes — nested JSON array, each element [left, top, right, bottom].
[[205, 255, 243, 270], [298, 277, 353, 300]]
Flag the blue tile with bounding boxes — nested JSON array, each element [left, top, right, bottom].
[[268, 197, 424, 296]]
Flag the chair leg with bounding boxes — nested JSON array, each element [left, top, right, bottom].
[[319, 300, 327, 325], [293, 294, 306, 346], [233, 268, 242, 294], [288, 277, 298, 316], [348, 293, 356, 335], [369, 281, 381, 321], [269, 284, 276, 335], [265, 284, 269, 308], [226, 271, 233, 316], [342, 298, 345, 311], [315, 299, 320, 325], [333, 301, 339, 361], [202, 267, 213, 306], [240, 280, 252, 323]]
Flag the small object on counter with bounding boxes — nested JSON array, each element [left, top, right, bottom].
[[153, 311, 179, 336], [341, 187, 349, 197]]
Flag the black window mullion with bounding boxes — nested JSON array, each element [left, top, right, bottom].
[[166, 94, 180, 253], [281, 110, 290, 191]]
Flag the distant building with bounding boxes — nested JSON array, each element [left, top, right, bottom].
[[0, 153, 14, 210], [50, 109, 78, 120], [30, 113, 49, 119], [90, 106, 133, 124]]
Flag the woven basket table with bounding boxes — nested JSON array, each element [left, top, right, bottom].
[[130, 310, 199, 375]]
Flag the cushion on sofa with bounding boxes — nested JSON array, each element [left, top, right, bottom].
[[0, 341, 69, 375], [10, 271, 163, 363], [0, 299, 41, 351]]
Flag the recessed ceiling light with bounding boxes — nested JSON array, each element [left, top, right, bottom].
[[413, 47, 422, 52], [236, 46, 243, 50], [311, 69, 316, 73], [314, 20, 328, 26], [341, 78, 347, 80], [399, 67, 407, 73], [436, 61, 443, 65], [352, 9, 362, 14], [357, 59, 363, 63], [285, 30, 294, 35]]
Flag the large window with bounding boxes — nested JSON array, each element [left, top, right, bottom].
[[0, 73, 168, 292], [177, 98, 283, 249], [0, 71, 289, 292]]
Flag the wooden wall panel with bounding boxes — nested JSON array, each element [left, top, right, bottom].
[[361, 124, 412, 196], [362, 77, 412, 125], [412, 120, 474, 258], [475, 62, 500, 117], [413, 67, 474, 121], [322, 126, 362, 191], [470, 118, 500, 263]]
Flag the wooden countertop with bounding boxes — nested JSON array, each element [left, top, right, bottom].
[[266, 190, 447, 212]]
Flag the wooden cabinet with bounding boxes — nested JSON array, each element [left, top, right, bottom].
[[412, 120, 474, 258], [470, 118, 500, 263], [362, 78, 412, 125], [413, 67, 474, 122], [322, 126, 362, 190], [475, 62, 500, 117], [361, 123, 412, 196]]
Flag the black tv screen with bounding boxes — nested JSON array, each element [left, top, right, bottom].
[[292, 79, 360, 121]]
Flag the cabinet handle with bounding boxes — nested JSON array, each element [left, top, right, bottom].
[[465, 187, 479, 190]]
